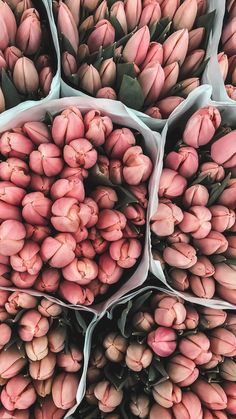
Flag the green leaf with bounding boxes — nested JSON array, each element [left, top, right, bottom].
[[195, 10, 216, 50], [116, 63, 136, 91], [116, 31, 135, 48], [207, 172, 231, 206], [107, 0, 118, 6], [44, 111, 54, 125], [89, 163, 113, 187], [154, 17, 172, 43], [75, 311, 88, 335], [131, 291, 153, 314], [1, 69, 22, 109], [104, 364, 128, 390], [192, 57, 210, 78], [117, 300, 133, 338], [102, 43, 117, 60], [115, 185, 139, 209], [60, 33, 76, 56], [118, 75, 144, 110], [110, 16, 125, 40]]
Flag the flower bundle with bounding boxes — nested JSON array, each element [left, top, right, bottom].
[[0, 105, 153, 306], [77, 288, 236, 418], [0, 289, 86, 418], [151, 105, 236, 304], [54, 0, 215, 119], [0, 0, 57, 114], [217, 0, 236, 100]]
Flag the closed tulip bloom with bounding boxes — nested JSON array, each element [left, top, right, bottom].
[[183, 185, 209, 208], [52, 106, 84, 148], [0, 131, 34, 160], [94, 381, 123, 413], [30, 143, 63, 177], [34, 397, 64, 419], [105, 128, 135, 159], [130, 393, 150, 419], [217, 52, 229, 81], [156, 96, 184, 118], [108, 159, 122, 184], [0, 408, 29, 419], [0, 220, 26, 256], [165, 146, 199, 178], [169, 269, 189, 291], [180, 77, 200, 97], [103, 332, 128, 363], [179, 332, 212, 365], [11, 271, 37, 289], [141, 43, 163, 71], [84, 110, 113, 147], [183, 106, 221, 148], [0, 0, 17, 50], [25, 336, 48, 361], [193, 231, 228, 255], [88, 19, 115, 53], [97, 209, 126, 241], [109, 238, 142, 268], [163, 28, 189, 66], [1, 375, 36, 410], [98, 253, 123, 284], [57, 344, 83, 372], [133, 311, 155, 332], [189, 256, 215, 277], [181, 49, 205, 79], [192, 379, 227, 410], [29, 352, 56, 380], [62, 51, 77, 77], [151, 201, 183, 237], [16, 12, 42, 55], [10, 240, 42, 275], [57, 2, 78, 53], [220, 358, 236, 381], [200, 162, 225, 182], [98, 58, 116, 88], [34, 267, 60, 293], [123, 146, 152, 185], [184, 306, 199, 329], [160, 0, 180, 19], [225, 235, 236, 258], [147, 327, 177, 357], [211, 130, 236, 169], [149, 403, 173, 419], [62, 257, 98, 285], [22, 192, 52, 226], [218, 178, 236, 209], [188, 27, 205, 52], [23, 121, 51, 145], [145, 106, 162, 119], [139, 2, 161, 28], [190, 275, 215, 299], [48, 327, 66, 353], [222, 382, 236, 415], [167, 229, 190, 245], [138, 62, 165, 105], [123, 204, 145, 226], [123, 26, 150, 66], [172, 391, 203, 419], [41, 233, 76, 268], [167, 354, 199, 387], [38, 299, 62, 318], [78, 63, 102, 96], [18, 309, 49, 341], [13, 57, 39, 94], [163, 242, 197, 269], [51, 198, 90, 233], [52, 372, 79, 410], [159, 168, 187, 198], [96, 87, 117, 100], [50, 178, 85, 202], [210, 328, 236, 356], [0, 346, 26, 379], [110, 1, 127, 33], [33, 377, 53, 398], [91, 186, 118, 210], [129, 184, 148, 208], [152, 380, 181, 408], [0, 323, 11, 349], [0, 157, 30, 188], [173, 0, 198, 31], [39, 66, 53, 96], [0, 181, 26, 206], [214, 262, 236, 289], [199, 306, 227, 329], [64, 138, 97, 169], [5, 291, 37, 315], [125, 343, 152, 372], [30, 174, 54, 196], [161, 61, 179, 96], [94, 0, 108, 23]]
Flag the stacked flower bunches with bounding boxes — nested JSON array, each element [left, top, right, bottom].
[[217, 0, 236, 100], [0, 290, 85, 418], [0, 0, 56, 113], [151, 106, 236, 304], [76, 289, 236, 418], [54, 0, 214, 119], [0, 106, 153, 305]]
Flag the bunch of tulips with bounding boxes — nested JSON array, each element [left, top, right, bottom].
[[0, 289, 84, 418], [0, 105, 152, 306], [0, 0, 56, 114], [151, 105, 236, 304], [76, 288, 236, 418], [217, 0, 236, 100], [54, 0, 214, 118]]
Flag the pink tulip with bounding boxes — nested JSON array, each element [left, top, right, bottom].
[[165, 146, 198, 178], [30, 174, 55, 195], [52, 106, 84, 148], [183, 185, 209, 208], [91, 186, 118, 209], [87, 278, 108, 297], [132, 311, 155, 333], [145, 106, 162, 119], [38, 299, 62, 318], [180, 77, 200, 97], [78, 63, 102, 96], [200, 162, 225, 182], [35, 53, 52, 71], [52, 372, 79, 410], [94, 381, 123, 413], [189, 256, 215, 277], [94, 0, 108, 23], [51, 197, 90, 233], [1, 375, 36, 410], [152, 380, 181, 408], [160, 0, 180, 19], [163, 243, 197, 269], [10, 240, 42, 275], [217, 178, 236, 209], [110, 1, 127, 33], [220, 358, 236, 382], [64, 0, 80, 26], [88, 19, 115, 53], [18, 309, 49, 341], [138, 62, 165, 105], [109, 159, 123, 184], [62, 51, 77, 76], [125, 343, 152, 372], [167, 354, 199, 387], [190, 275, 215, 299], [130, 394, 150, 418], [0, 201, 21, 221], [34, 396, 64, 419], [123, 26, 150, 66], [13, 57, 39, 94], [98, 253, 123, 284], [25, 224, 51, 244], [59, 281, 94, 305], [5, 291, 37, 315], [183, 106, 221, 148], [148, 327, 177, 357], [0, 346, 26, 379], [0, 157, 30, 188], [222, 17, 236, 55], [123, 203, 145, 226], [39, 66, 53, 96], [50, 178, 85, 201], [89, 227, 109, 254], [57, 344, 83, 372], [105, 128, 135, 159], [22, 192, 52, 226], [217, 52, 229, 81], [64, 138, 97, 169], [0, 181, 26, 206], [199, 306, 227, 330], [73, 226, 89, 243], [16, 11, 42, 55], [62, 257, 98, 285], [84, 197, 99, 228], [138, 2, 161, 28], [222, 382, 236, 414], [103, 332, 128, 363], [154, 295, 186, 327], [179, 332, 212, 365], [25, 336, 48, 361], [0, 323, 11, 349], [161, 62, 179, 97], [188, 27, 205, 52], [173, 0, 198, 31], [23, 121, 51, 145], [34, 377, 53, 398], [29, 351, 56, 380], [29, 143, 63, 177], [192, 379, 227, 410], [163, 28, 189, 66], [0, 220, 26, 256], [4, 46, 21, 71], [11, 271, 37, 288], [123, 146, 153, 185], [150, 404, 173, 419], [156, 96, 184, 118], [97, 209, 126, 241], [225, 235, 236, 258], [0, 0, 17, 50], [151, 200, 183, 237], [109, 238, 142, 268], [129, 184, 148, 208], [179, 206, 212, 239], [34, 268, 60, 293], [172, 391, 203, 419], [0, 408, 29, 419], [210, 328, 236, 356], [211, 130, 236, 169], [96, 87, 117, 100], [0, 131, 34, 160], [194, 231, 229, 255], [57, 2, 79, 53], [124, 0, 142, 31], [141, 42, 163, 71], [41, 233, 76, 268], [159, 168, 187, 198], [169, 268, 189, 291], [48, 326, 66, 354], [84, 109, 113, 147]]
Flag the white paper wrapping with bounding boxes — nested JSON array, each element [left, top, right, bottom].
[[59, 0, 223, 131], [149, 84, 236, 310], [0, 0, 61, 122]]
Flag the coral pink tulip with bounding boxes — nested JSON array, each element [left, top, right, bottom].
[[151, 200, 183, 237], [34, 268, 60, 293], [165, 146, 199, 178], [211, 130, 236, 168], [16, 11, 42, 55], [167, 354, 199, 387], [152, 380, 181, 409], [183, 106, 221, 148], [57, 344, 83, 372], [88, 19, 115, 53], [0, 157, 31, 188], [10, 240, 42, 275], [63, 138, 97, 169], [159, 168, 187, 198], [97, 209, 126, 241], [0, 131, 34, 160], [109, 238, 142, 268], [25, 336, 48, 361], [0, 220, 26, 256], [94, 381, 123, 413], [41, 233, 76, 268], [51, 197, 91, 233], [18, 309, 49, 341], [125, 343, 152, 372], [59, 280, 94, 305], [98, 253, 123, 284], [190, 275, 215, 299], [163, 28, 189, 66], [210, 328, 236, 356], [148, 327, 177, 357], [1, 375, 36, 410], [52, 106, 84, 148], [200, 162, 225, 182], [192, 379, 227, 410], [84, 110, 113, 147], [172, 391, 203, 419], [179, 206, 212, 239], [123, 146, 153, 185], [163, 242, 197, 269], [105, 128, 135, 159], [13, 57, 39, 94], [173, 0, 198, 31], [123, 26, 150, 66], [57, 2, 79, 53], [52, 372, 79, 410], [179, 332, 212, 365], [29, 143, 63, 177], [183, 185, 209, 208], [138, 62, 165, 106], [22, 192, 52, 226], [62, 257, 98, 285]]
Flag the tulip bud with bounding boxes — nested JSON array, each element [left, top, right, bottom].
[[156, 96, 184, 118], [84, 110, 113, 147], [152, 380, 182, 408], [98, 253, 123, 284], [87, 19, 115, 53], [217, 52, 229, 82], [179, 332, 212, 365], [163, 28, 189, 66], [29, 352, 56, 380], [213, 262, 236, 289], [18, 309, 49, 341], [0, 323, 11, 349], [0, 220, 26, 256], [173, 0, 198, 31], [41, 233, 76, 268], [52, 372, 79, 410], [139, 2, 161, 28], [159, 168, 187, 199], [109, 238, 142, 268], [34, 268, 60, 293], [179, 77, 200, 97], [124, 0, 142, 31], [165, 146, 199, 178], [210, 328, 236, 356], [163, 242, 197, 269], [16, 12, 42, 55], [11, 271, 37, 288], [10, 240, 42, 275], [0, 346, 26, 379], [22, 192, 52, 226], [33, 377, 53, 398], [189, 256, 215, 277], [169, 268, 189, 291], [183, 106, 221, 148], [13, 57, 39, 94], [167, 354, 199, 387], [96, 87, 117, 99], [34, 397, 64, 419], [109, 159, 123, 184], [62, 257, 98, 285], [192, 379, 227, 410], [123, 26, 150, 66], [5, 291, 37, 315], [103, 333, 128, 362], [181, 49, 205, 79], [125, 343, 153, 372], [57, 344, 83, 372], [25, 336, 48, 361], [63, 138, 97, 170], [160, 0, 180, 19], [193, 231, 228, 255], [123, 146, 153, 185], [78, 63, 102, 95], [23, 121, 51, 145], [188, 27, 205, 52], [148, 327, 177, 357], [57, 2, 79, 53], [179, 205, 212, 239], [59, 280, 94, 305], [52, 106, 84, 148], [183, 184, 209, 208], [211, 130, 236, 169], [199, 307, 227, 329], [1, 375, 36, 410], [48, 327, 66, 353], [38, 299, 62, 318], [190, 275, 215, 299], [94, 381, 123, 413], [172, 391, 203, 419], [4, 46, 22, 71], [29, 143, 63, 177], [220, 358, 236, 381], [139, 62, 165, 105], [62, 51, 77, 77], [0, 0, 17, 50]]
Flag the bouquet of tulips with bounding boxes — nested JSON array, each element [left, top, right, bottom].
[[0, 0, 57, 114], [76, 287, 236, 418], [54, 0, 215, 119], [151, 104, 236, 305], [0, 102, 154, 306], [0, 289, 87, 418]]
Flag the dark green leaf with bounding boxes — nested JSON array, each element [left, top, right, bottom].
[[60, 33, 76, 56], [192, 57, 210, 78], [207, 172, 231, 206], [75, 311, 88, 335], [104, 364, 128, 390], [110, 16, 125, 40], [117, 300, 133, 337], [66, 73, 79, 87], [107, 0, 118, 6], [116, 31, 135, 48], [115, 185, 139, 209], [1, 69, 22, 109], [118, 75, 144, 110], [89, 164, 113, 187], [152, 17, 171, 42], [131, 291, 153, 314], [92, 56, 103, 71], [44, 112, 54, 125], [195, 10, 216, 50], [102, 43, 117, 60], [116, 63, 136, 91]]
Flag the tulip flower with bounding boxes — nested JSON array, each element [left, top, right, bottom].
[[103, 333, 128, 363], [160, 0, 180, 19], [52, 372, 79, 410], [23, 121, 51, 145], [109, 238, 142, 268], [0, 220, 26, 256], [34, 268, 60, 293], [18, 309, 49, 341], [5, 291, 37, 315], [105, 128, 135, 160], [16, 11, 42, 55], [29, 352, 56, 380], [163, 242, 197, 269], [163, 28, 189, 66], [179, 332, 212, 365], [0, 346, 26, 379], [188, 27, 205, 52], [124, 0, 142, 31], [218, 52, 229, 81], [220, 358, 236, 381], [172, 391, 203, 419], [183, 106, 221, 148], [57, 344, 83, 372], [147, 327, 177, 357], [199, 306, 227, 329], [98, 253, 123, 284], [59, 281, 94, 305], [192, 379, 227, 410], [214, 262, 236, 289], [41, 233, 76, 268], [96, 87, 117, 100], [123, 26, 150, 66], [167, 354, 199, 387], [125, 343, 153, 372], [0, 0, 17, 50], [211, 130, 236, 168], [57, 1, 79, 53], [151, 200, 183, 237], [94, 381, 123, 413], [13, 57, 39, 94], [159, 168, 187, 198], [130, 394, 150, 418], [1, 375, 36, 410], [62, 257, 98, 285], [84, 110, 113, 147], [25, 336, 48, 361], [173, 0, 198, 31], [165, 146, 199, 178], [78, 63, 102, 96], [152, 380, 182, 408], [52, 106, 84, 148], [190, 275, 215, 299], [34, 397, 65, 419], [200, 162, 225, 182], [0, 131, 34, 160], [123, 146, 153, 185]]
